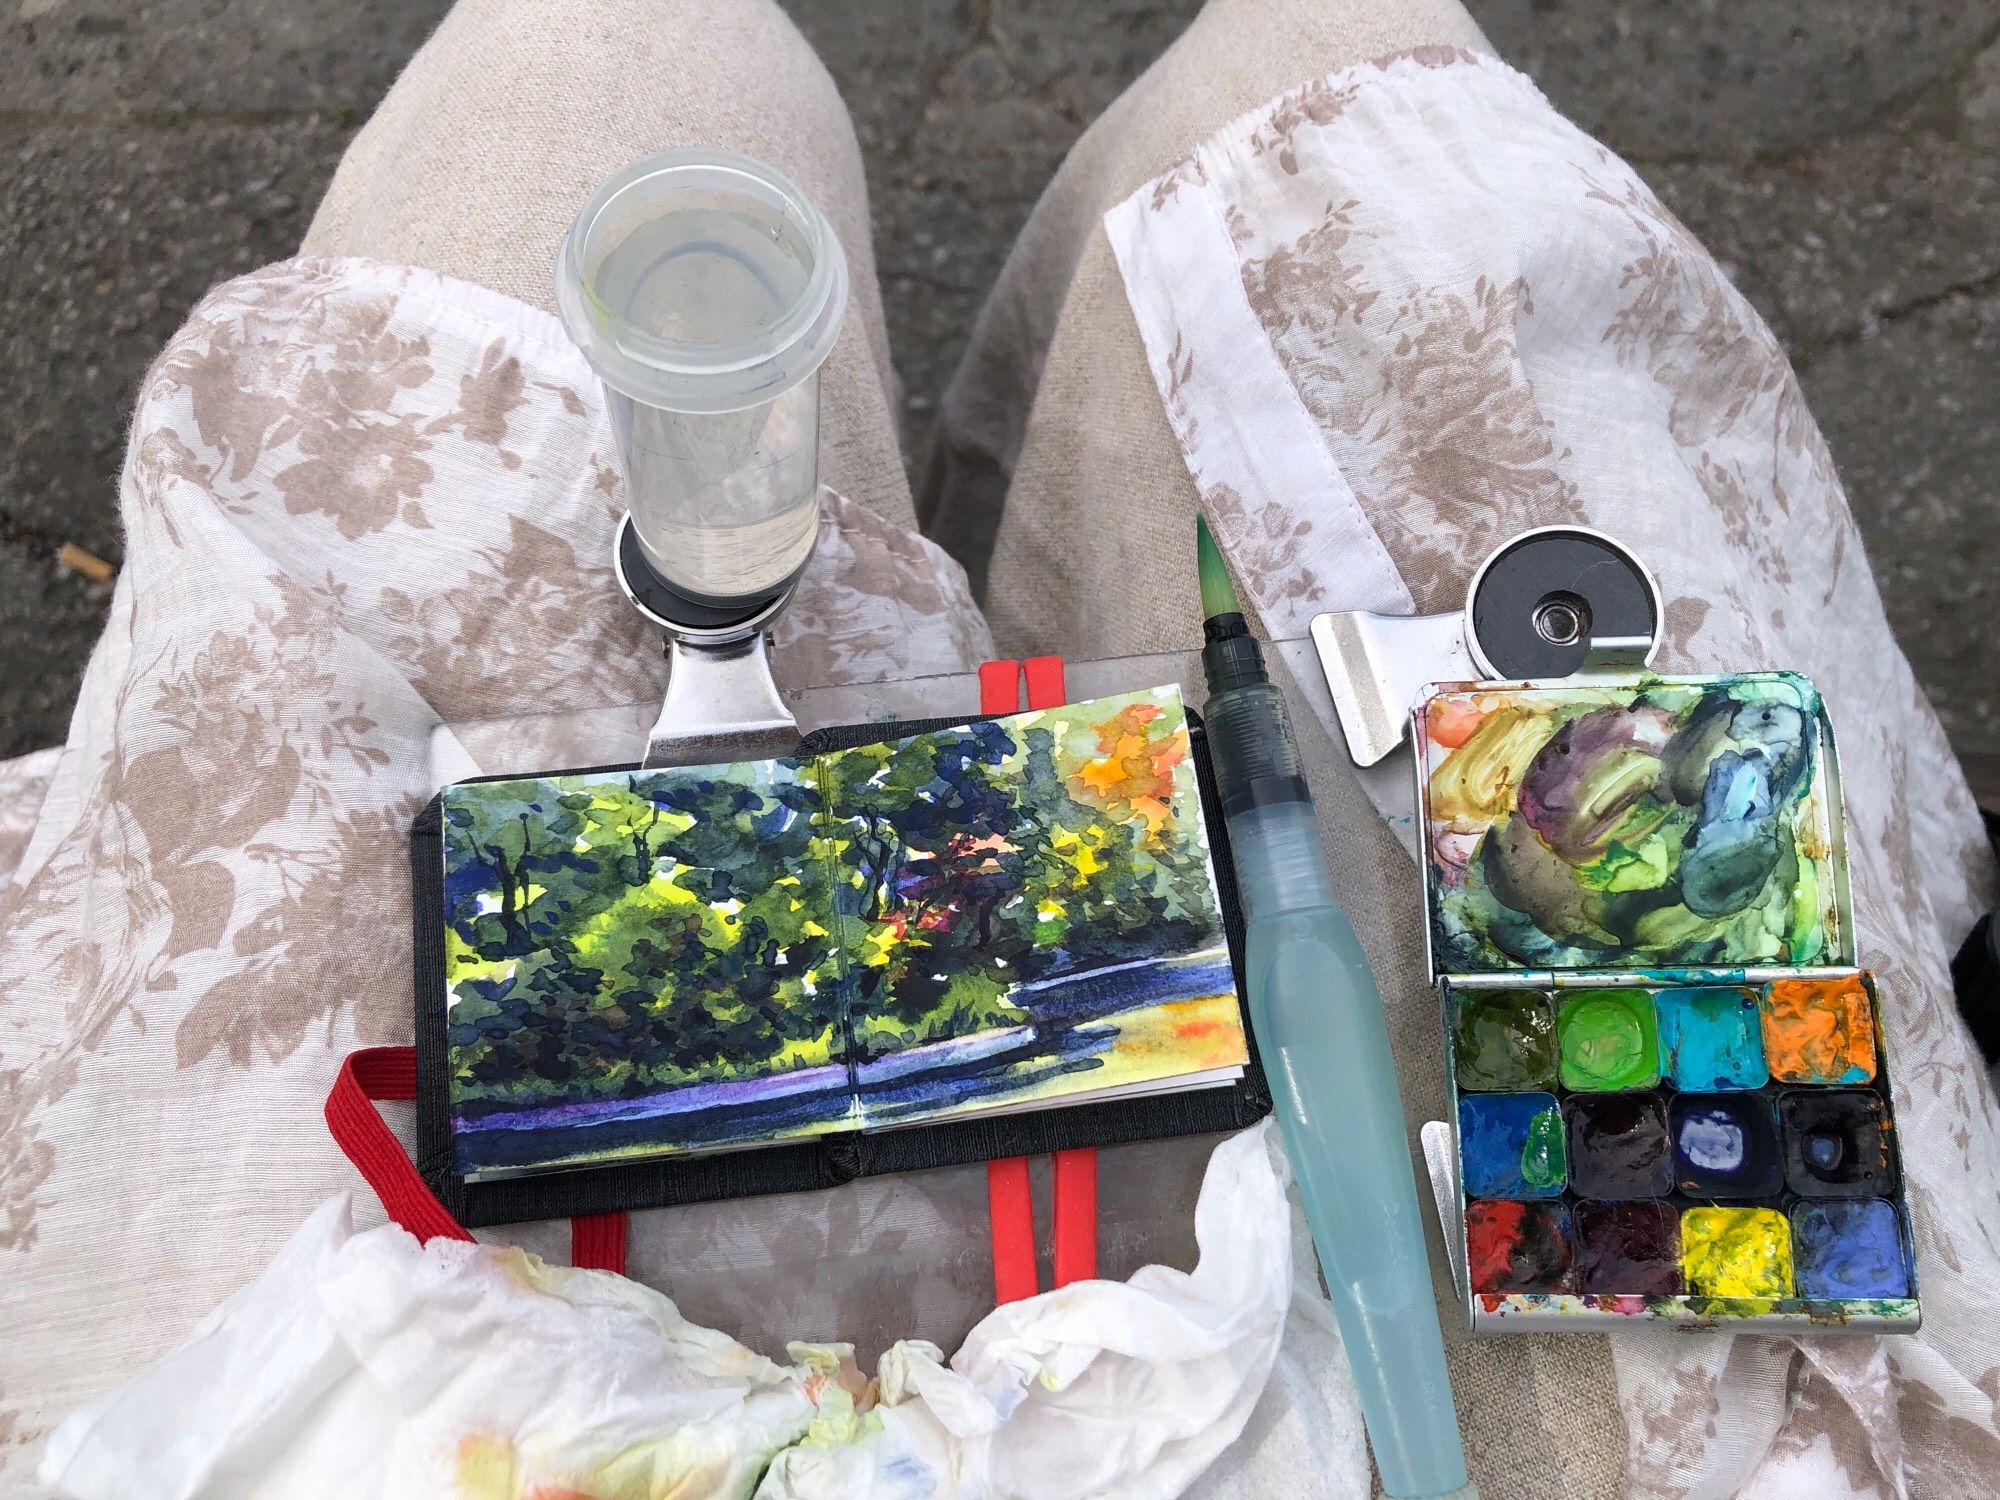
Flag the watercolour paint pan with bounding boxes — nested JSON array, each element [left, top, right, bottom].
[[1414, 671, 1919, 1335]]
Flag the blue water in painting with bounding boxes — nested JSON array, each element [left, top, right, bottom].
[[454, 950, 1236, 1175], [1792, 1199, 1911, 1298]]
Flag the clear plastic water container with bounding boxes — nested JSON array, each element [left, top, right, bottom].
[[557, 148, 848, 612]]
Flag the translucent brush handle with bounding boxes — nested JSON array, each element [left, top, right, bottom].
[[1232, 800, 1474, 1500]]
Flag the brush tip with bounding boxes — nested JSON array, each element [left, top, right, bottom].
[[1195, 514, 1240, 620]]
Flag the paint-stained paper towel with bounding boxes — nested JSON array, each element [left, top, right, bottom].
[[40, 1123, 1355, 1500]]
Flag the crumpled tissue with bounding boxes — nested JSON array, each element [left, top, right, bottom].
[[41, 1122, 1294, 1499]]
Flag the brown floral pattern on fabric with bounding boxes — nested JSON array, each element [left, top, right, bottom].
[[1159, 334, 1326, 614], [1234, 198, 1583, 609], [0, 1063, 62, 1251], [0, 749, 56, 893], [1585, 169, 1846, 618], [0, 257, 989, 1481], [779, 491, 996, 692], [1113, 46, 2000, 1498], [175, 800, 419, 1068], [426, 337, 530, 467], [1148, 152, 1211, 213], [1363, 275, 1583, 608], [147, 269, 444, 539], [373, 512, 658, 723], [1247, 77, 1362, 176], [1897, 1360, 2000, 1498], [1762, 1358, 1891, 1494], [1380, 45, 1482, 71]]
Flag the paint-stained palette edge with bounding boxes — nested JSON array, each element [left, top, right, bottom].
[[1412, 672, 1921, 1336]]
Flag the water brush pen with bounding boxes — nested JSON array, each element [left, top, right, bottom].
[[1196, 517, 1474, 1500]]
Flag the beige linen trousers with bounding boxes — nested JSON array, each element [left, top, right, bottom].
[[304, 4, 1616, 1494], [304, 0, 1487, 659], [292, 2, 1999, 1498]]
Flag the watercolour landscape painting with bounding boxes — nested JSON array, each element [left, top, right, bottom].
[[441, 686, 1246, 1179]]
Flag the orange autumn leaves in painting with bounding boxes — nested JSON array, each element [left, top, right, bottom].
[[1069, 700, 1189, 839]]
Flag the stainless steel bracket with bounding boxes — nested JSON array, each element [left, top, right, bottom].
[[1311, 610, 1473, 767], [641, 632, 799, 768], [1419, 1119, 1466, 1303], [1311, 526, 1664, 767], [609, 510, 804, 770]]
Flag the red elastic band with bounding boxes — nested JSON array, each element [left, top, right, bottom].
[[977, 656, 1098, 1301], [1022, 656, 1068, 711], [979, 659, 1023, 714], [980, 659, 1035, 1302], [326, 1049, 635, 1266], [571, 1211, 628, 1274], [324, 1047, 473, 1245], [1052, 1147, 1099, 1286], [986, 1156, 1039, 1304]]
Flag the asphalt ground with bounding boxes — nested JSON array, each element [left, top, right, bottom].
[[4, 0, 1995, 804]]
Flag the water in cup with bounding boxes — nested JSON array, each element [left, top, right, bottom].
[[559, 151, 849, 614]]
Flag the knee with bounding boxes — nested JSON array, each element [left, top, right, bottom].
[[432, 0, 838, 109]]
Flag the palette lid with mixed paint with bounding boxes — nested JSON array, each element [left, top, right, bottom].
[[1412, 671, 1918, 1336], [1415, 671, 1854, 982]]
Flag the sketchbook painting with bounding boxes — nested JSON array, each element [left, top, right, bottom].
[[441, 686, 1246, 1179]]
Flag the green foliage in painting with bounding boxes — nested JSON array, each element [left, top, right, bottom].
[[443, 690, 1225, 1115], [826, 699, 1222, 1060], [446, 761, 840, 1110]]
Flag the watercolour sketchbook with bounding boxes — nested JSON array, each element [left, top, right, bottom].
[[423, 686, 1251, 1191], [1417, 670, 1919, 1334]]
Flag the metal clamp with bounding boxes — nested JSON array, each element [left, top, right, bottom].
[[611, 512, 803, 769], [1312, 526, 1663, 766]]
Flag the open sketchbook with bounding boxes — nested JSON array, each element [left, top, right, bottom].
[[440, 686, 1248, 1181]]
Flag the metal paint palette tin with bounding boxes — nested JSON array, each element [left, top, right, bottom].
[[1414, 671, 1919, 1334]]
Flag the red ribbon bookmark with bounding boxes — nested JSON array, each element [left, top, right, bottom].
[[325, 1046, 628, 1275], [981, 656, 1099, 1301]]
